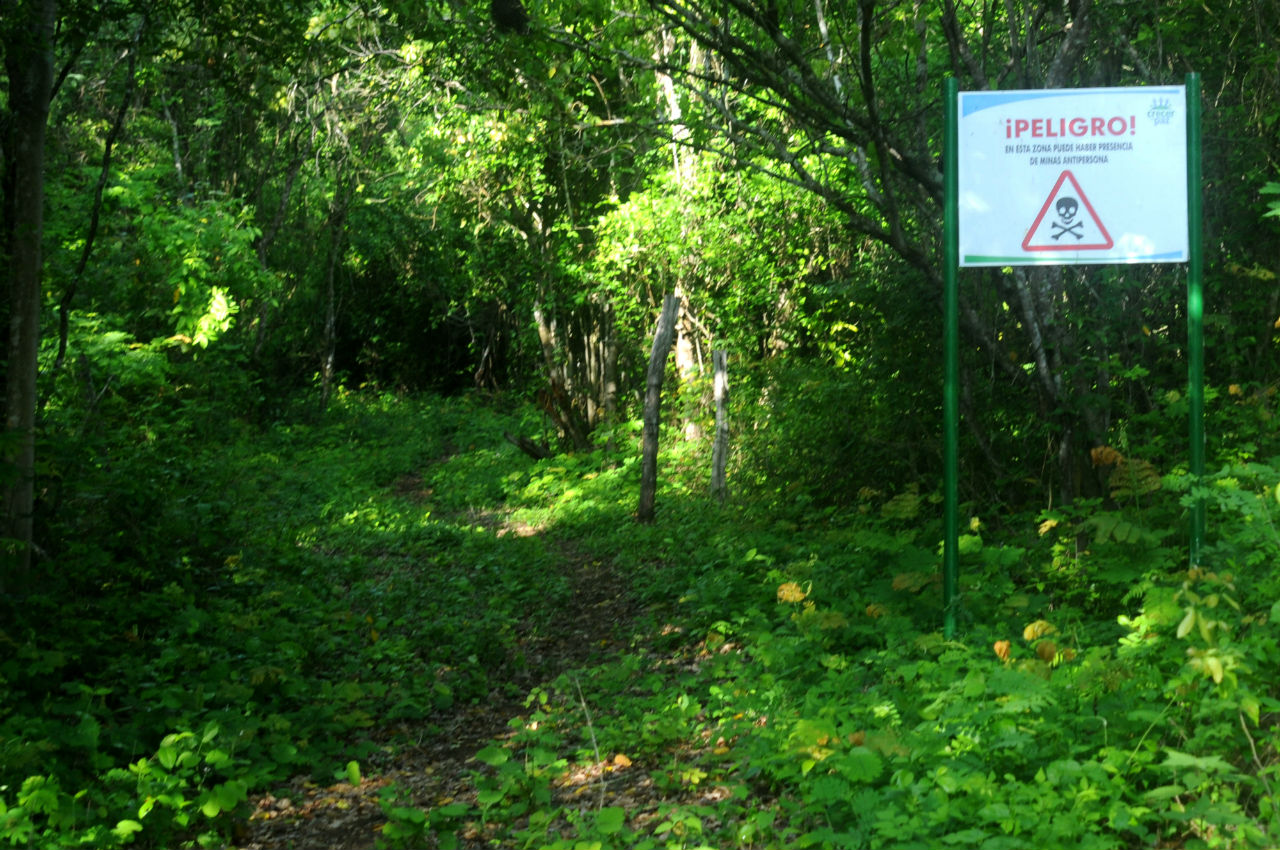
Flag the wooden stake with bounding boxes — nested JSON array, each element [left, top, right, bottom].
[[710, 350, 729, 504]]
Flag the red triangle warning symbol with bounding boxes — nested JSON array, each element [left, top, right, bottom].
[[1022, 170, 1113, 252]]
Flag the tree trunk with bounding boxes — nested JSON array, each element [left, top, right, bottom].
[[532, 296, 618, 451], [710, 349, 729, 504], [320, 202, 346, 410], [638, 294, 680, 524], [1, 0, 57, 591], [55, 21, 139, 374], [600, 295, 618, 433], [674, 289, 703, 440]]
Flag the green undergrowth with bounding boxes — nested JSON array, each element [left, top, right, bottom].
[[4, 391, 1280, 849], [1, 391, 568, 848], [383, 421, 1280, 849]]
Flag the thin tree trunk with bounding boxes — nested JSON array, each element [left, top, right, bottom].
[[320, 203, 346, 409], [675, 291, 702, 440], [252, 155, 302, 360], [2, 0, 57, 590], [638, 294, 680, 524], [710, 349, 729, 504], [655, 26, 692, 183], [601, 297, 618, 450], [56, 21, 141, 372]]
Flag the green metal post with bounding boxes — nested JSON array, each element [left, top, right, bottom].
[[943, 78, 960, 637], [1186, 73, 1205, 566]]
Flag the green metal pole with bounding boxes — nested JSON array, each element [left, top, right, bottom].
[[1186, 73, 1205, 566], [943, 78, 960, 637]]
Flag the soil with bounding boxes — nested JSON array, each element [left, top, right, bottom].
[[232, 476, 648, 850]]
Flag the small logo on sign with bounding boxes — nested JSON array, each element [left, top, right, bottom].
[[1147, 97, 1175, 126]]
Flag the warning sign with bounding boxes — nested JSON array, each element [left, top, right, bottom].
[[956, 86, 1188, 266], [1021, 170, 1113, 251]]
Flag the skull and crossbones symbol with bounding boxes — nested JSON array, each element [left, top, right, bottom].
[[1051, 197, 1084, 240]]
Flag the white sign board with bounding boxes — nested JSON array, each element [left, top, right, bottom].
[[958, 86, 1187, 267]]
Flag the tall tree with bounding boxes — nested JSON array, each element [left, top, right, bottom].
[[1, 0, 57, 588], [632, 0, 1230, 501]]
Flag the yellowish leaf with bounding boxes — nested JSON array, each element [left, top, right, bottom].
[[892, 572, 935, 593], [1197, 613, 1215, 644], [881, 491, 921, 520], [1205, 655, 1224, 683], [1176, 608, 1196, 639], [1023, 620, 1056, 641], [1091, 446, 1122, 467], [1242, 694, 1260, 725], [776, 582, 807, 603]]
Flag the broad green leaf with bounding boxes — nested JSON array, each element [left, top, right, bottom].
[[474, 745, 509, 767], [389, 806, 427, 824], [943, 827, 988, 843], [1241, 693, 1261, 726], [204, 747, 231, 769], [157, 745, 179, 770], [596, 806, 626, 834], [839, 747, 884, 784], [216, 780, 248, 809], [1263, 182, 1280, 217], [476, 788, 506, 806], [1160, 749, 1235, 774], [435, 802, 471, 818]]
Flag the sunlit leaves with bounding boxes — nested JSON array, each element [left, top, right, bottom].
[[474, 745, 511, 767], [1035, 640, 1059, 663], [1022, 620, 1056, 642], [880, 491, 921, 520], [595, 805, 626, 834], [1264, 180, 1280, 218], [776, 581, 807, 603], [891, 571, 934, 593]]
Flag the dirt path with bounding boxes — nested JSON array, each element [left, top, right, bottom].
[[234, 484, 639, 850]]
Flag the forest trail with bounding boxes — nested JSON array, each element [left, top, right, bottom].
[[234, 472, 642, 850]]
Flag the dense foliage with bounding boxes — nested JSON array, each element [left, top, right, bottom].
[[3, 393, 1280, 848], [2, 0, 1279, 847]]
